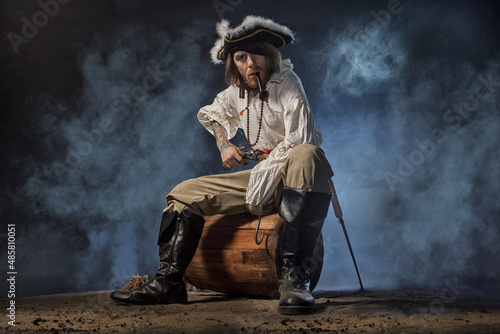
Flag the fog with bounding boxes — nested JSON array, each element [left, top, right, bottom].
[[1, 0, 499, 299]]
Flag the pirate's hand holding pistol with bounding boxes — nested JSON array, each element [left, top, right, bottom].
[[211, 121, 248, 170]]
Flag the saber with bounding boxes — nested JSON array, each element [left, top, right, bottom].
[[330, 180, 364, 291]]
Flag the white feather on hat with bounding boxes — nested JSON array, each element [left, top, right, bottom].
[[210, 15, 295, 64]]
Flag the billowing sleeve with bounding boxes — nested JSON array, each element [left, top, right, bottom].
[[197, 88, 240, 139], [245, 93, 322, 207]]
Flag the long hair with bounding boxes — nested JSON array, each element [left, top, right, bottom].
[[225, 42, 282, 91]]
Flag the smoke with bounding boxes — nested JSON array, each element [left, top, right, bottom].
[[13, 21, 219, 295], [309, 1, 500, 297], [4, 0, 499, 299]]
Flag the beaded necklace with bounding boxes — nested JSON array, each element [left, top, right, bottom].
[[240, 92, 265, 147]]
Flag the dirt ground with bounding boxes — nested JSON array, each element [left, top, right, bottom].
[[1, 289, 499, 333]]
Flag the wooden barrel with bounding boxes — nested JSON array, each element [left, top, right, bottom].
[[184, 212, 324, 298]]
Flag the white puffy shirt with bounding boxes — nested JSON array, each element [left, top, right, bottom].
[[197, 59, 323, 206]]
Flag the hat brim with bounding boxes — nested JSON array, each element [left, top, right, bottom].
[[218, 28, 293, 61], [210, 16, 295, 64]]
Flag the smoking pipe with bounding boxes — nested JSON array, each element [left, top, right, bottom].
[[256, 72, 269, 101]]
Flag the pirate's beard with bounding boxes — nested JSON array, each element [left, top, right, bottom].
[[240, 70, 270, 96]]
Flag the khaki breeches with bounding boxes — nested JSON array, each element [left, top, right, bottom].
[[165, 144, 334, 217]]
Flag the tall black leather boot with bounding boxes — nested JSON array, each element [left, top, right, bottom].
[[278, 187, 332, 315], [110, 210, 205, 305]]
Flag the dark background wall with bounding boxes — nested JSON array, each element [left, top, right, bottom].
[[1, 0, 499, 298]]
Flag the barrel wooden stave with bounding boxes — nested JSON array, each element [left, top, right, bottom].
[[184, 212, 323, 298]]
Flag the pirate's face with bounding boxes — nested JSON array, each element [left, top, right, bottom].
[[233, 50, 270, 90]]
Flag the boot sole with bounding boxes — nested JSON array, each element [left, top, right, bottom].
[[110, 298, 188, 306], [278, 304, 317, 315], [110, 294, 187, 306]]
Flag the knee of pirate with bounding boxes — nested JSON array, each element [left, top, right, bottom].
[[168, 178, 194, 198], [287, 143, 325, 167], [283, 144, 334, 188]]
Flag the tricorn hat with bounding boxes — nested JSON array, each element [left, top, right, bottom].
[[210, 15, 295, 64]]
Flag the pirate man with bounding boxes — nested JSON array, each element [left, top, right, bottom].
[[110, 15, 335, 315]]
